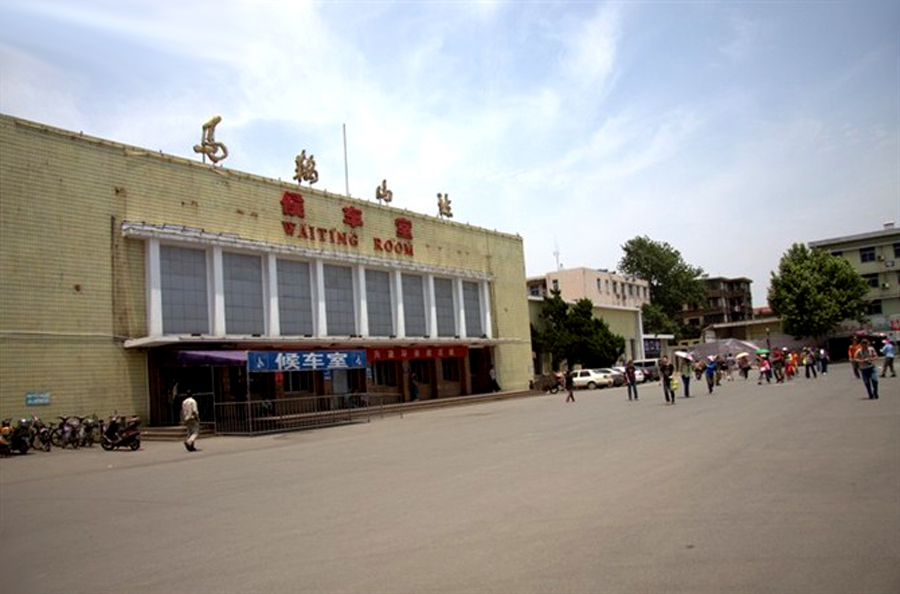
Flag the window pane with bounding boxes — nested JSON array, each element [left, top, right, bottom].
[[278, 259, 313, 335], [860, 247, 875, 262], [366, 269, 393, 337], [224, 253, 264, 335], [160, 245, 209, 334], [324, 264, 355, 336], [402, 274, 426, 336], [434, 278, 455, 337], [463, 281, 482, 336]]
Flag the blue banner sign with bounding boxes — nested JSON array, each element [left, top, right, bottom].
[[25, 392, 51, 406], [248, 350, 367, 372]]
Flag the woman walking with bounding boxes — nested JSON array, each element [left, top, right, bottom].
[[678, 356, 692, 398], [855, 339, 879, 399]]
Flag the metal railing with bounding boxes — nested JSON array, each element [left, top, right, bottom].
[[214, 392, 403, 436]]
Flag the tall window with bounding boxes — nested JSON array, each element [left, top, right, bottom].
[[866, 300, 882, 315], [894, 243, 900, 258], [463, 281, 483, 336], [160, 245, 209, 334], [402, 274, 427, 336], [324, 264, 355, 335], [223, 253, 264, 335], [434, 278, 456, 337], [859, 247, 875, 263], [277, 259, 313, 335], [366, 270, 393, 337]]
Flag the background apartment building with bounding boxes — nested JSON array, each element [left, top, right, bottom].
[[680, 277, 753, 329], [809, 223, 900, 341]]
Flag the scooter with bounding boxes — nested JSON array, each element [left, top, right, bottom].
[[100, 414, 141, 451], [0, 418, 32, 456], [29, 414, 52, 452]]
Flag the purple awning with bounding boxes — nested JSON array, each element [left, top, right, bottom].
[[176, 351, 248, 366]]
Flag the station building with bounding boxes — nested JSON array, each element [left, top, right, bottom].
[[0, 114, 532, 427]]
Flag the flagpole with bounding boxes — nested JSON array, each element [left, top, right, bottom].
[[342, 123, 350, 197]]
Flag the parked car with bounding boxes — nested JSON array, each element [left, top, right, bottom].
[[633, 358, 660, 382], [596, 367, 624, 387], [571, 369, 614, 389], [613, 366, 644, 384]]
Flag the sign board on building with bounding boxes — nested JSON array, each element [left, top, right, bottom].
[[25, 392, 51, 406], [368, 346, 467, 361], [247, 350, 367, 372]]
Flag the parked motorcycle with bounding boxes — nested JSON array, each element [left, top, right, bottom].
[[0, 418, 32, 456], [50, 416, 81, 449], [28, 414, 52, 452], [100, 414, 141, 451], [79, 414, 102, 447]]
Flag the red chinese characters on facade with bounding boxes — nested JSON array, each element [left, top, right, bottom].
[[343, 206, 363, 229], [369, 346, 464, 361], [281, 191, 305, 218], [395, 217, 413, 240]]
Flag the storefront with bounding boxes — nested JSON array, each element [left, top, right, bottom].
[[0, 114, 533, 426]]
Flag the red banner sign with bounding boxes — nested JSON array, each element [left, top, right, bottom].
[[368, 346, 468, 361]]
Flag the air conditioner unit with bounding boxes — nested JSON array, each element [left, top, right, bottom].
[[882, 283, 891, 290], [877, 254, 885, 261]]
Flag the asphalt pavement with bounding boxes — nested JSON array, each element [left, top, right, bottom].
[[1, 363, 898, 593]]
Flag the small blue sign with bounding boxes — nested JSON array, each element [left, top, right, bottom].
[[248, 350, 367, 372], [25, 392, 51, 406]]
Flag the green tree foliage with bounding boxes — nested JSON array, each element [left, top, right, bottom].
[[619, 236, 707, 335], [768, 243, 869, 339], [533, 291, 625, 369]]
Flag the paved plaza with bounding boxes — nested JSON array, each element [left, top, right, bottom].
[[2, 363, 898, 593]]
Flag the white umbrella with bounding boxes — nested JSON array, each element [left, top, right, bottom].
[[674, 350, 693, 361], [735, 352, 750, 359]]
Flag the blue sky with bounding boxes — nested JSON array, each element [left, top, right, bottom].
[[2, 0, 898, 306]]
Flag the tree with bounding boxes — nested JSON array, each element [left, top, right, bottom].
[[618, 236, 707, 335], [768, 243, 869, 339], [567, 299, 626, 368], [533, 291, 625, 370]]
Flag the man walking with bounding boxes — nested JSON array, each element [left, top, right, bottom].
[[565, 371, 575, 403], [848, 337, 861, 379], [181, 390, 200, 451], [624, 360, 639, 402], [881, 339, 895, 378]]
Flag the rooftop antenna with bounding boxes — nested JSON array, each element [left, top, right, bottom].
[[553, 240, 561, 270]]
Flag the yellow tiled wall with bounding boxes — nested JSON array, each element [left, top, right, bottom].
[[0, 115, 532, 420]]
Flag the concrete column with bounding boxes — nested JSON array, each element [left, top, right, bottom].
[[393, 270, 405, 338], [357, 265, 369, 337], [314, 260, 326, 337], [211, 246, 225, 336], [266, 254, 280, 336], [481, 280, 492, 339], [426, 274, 437, 338], [146, 239, 163, 336], [455, 278, 467, 338]]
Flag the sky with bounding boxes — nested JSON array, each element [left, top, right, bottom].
[[1, 0, 898, 307]]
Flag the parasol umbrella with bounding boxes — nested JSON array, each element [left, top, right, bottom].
[[735, 352, 750, 359], [674, 350, 693, 361], [756, 348, 770, 355]]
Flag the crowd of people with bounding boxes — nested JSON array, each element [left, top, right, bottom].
[[614, 336, 896, 406]]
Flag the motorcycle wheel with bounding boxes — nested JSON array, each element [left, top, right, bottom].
[[41, 436, 51, 452], [50, 427, 64, 448], [16, 440, 29, 455], [129, 438, 140, 451], [100, 438, 114, 451]]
